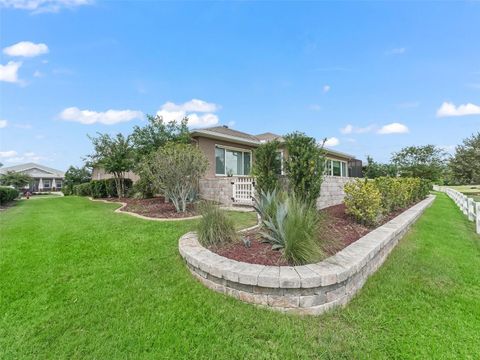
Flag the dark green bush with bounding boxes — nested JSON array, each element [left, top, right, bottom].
[[90, 180, 107, 198], [197, 201, 238, 246], [84, 178, 133, 198], [73, 183, 92, 196], [0, 186, 19, 204]]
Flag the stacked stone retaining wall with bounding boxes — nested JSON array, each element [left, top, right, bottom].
[[179, 195, 435, 315]]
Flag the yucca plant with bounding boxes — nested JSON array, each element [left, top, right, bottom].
[[260, 194, 322, 265], [253, 189, 279, 222], [197, 201, 238, 247]]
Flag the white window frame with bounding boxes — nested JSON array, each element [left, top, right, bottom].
[[325, 158, 349, 177], [215, 144, 252, 177], [43, 179, 51, 188]]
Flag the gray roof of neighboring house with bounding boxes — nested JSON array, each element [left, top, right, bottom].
[[0, 163, 65, 177], [191, 126, 355, 160]]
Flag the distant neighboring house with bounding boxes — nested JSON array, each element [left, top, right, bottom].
[[91, 167, 139, 182], [0, 163, 65, 192], [92, 126, 362, 207]]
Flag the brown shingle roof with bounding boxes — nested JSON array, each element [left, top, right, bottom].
[[200, 126, 259, 142]]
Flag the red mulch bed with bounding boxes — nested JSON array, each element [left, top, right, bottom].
[[210, 203, 414, 266], [103, 196, 197, 219]]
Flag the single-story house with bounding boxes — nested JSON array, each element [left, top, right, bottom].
[[93, 126, 362, 208], [190, 126, 362, 207], [0, 163, 65, 192]]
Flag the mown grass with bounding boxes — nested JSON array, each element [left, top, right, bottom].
[[1, 194, 479, 359]]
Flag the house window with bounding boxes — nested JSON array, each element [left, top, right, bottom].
[[324, 159, 348, 177], [56, 181, 62, 188], [43, 180, 50, 188], [215, 146, 251, 176]]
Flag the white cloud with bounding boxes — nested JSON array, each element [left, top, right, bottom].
[[156, 99, 221, 128], [340, 124, 353, 134], [33, 70, 44, 77], [162, 99, 220, 113], [0, 119, 7, 128], [3, 41, 48, 57], [324, 137, 340, 147], [0, 61, 22, 83], [0, 150, 18, 158], [377, 122, 409, 134], [323, 85, 331, 93], [5, 152, 47, 163], [436, 101, 480, 117], [0, 0, 93, 13], [59, 107, 144, 125], [309, 104, 321, 111], [386, 47, 406, 55], [340, 124, 375, 134]]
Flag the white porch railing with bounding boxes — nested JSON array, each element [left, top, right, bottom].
[[232, 177, 255, 205], [434, 185, 480, 234]]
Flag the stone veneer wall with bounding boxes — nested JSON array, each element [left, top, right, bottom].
[[179, 195, 435, 315], [317, 176, 356, 209], [199, 178, 234, 206], [200, 175, 356, 209]]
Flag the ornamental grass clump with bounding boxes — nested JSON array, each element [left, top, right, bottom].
[[197, 201, 238, 247], [260, 193, 322, 265]]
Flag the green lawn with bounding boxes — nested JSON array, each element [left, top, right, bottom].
[[1, 194, 479, 359]]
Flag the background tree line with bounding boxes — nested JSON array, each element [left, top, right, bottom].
[[362, 131, 480, 185]]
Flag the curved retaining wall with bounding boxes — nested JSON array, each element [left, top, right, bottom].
[[179, 195, 435, 315]]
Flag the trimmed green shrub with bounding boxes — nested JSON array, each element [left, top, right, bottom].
[[346, 177, 431, 226], [73, 183, 92, 196], [86, 179, 133, 198], [252, 140, 281, 194], [259, 193, 322, 265], [90, 180, 107, 198], [0, 186, 19, 204], [197, 202, 238, 246], [344, 179, 383, 226]]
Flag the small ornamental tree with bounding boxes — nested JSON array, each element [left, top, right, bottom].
[[0, 171, 32, 190], [143, 142, 208, 212], [252, 140, 282, 194], [87, 133, 134, 198], [284, 132, 325, 204], [449, 132, 480, 185]]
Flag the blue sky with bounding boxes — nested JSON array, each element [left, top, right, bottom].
[[1, 0, 479, 170]]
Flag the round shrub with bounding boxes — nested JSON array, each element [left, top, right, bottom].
[[0, 186, 19, 204]]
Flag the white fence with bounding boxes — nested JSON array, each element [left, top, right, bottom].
[[433, 185, 480, 234], [232, 177, 255, 205]]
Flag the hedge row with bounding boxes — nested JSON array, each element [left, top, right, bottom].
[[344, 177, 431, 226], [0, 186, 19, 205], [71, 179, 133, 198]]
